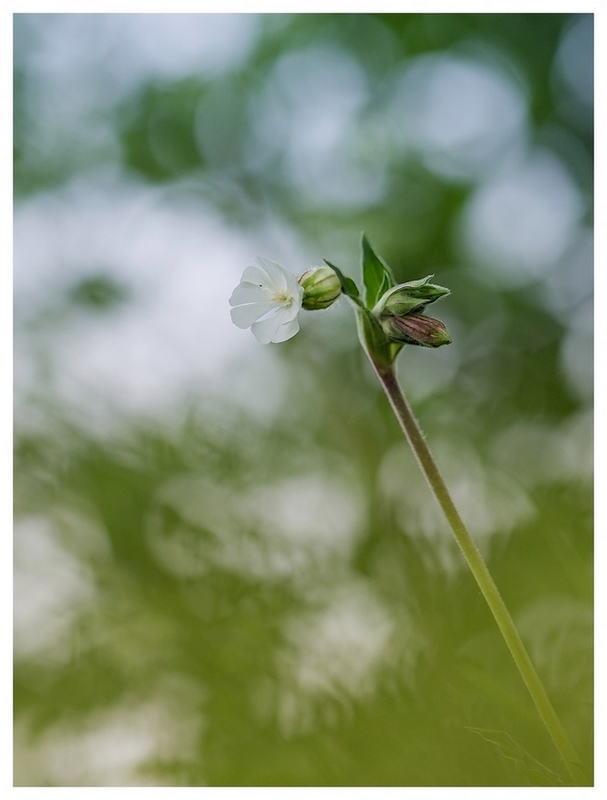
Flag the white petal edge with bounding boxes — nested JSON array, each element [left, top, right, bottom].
[[270, 318, 300, 343], [241, 265, 273, 288], [230, 302, 276, 329], [256, 257, 289, 293], [251, 305, 291, 343], [229, 282, 272, 306]]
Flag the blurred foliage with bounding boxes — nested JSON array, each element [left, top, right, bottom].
[[14, 12, 592, 786]]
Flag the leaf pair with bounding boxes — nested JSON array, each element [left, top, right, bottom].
[[324, 233, 395, 309]]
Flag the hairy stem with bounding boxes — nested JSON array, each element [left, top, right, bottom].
[[370, 359, 585, 785]]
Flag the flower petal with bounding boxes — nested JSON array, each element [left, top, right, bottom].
[[283, 300, 302, 324], [256, 257, 289, 293], [241, 265, 273, 288], [270, 317, 300, 343], [250, 305, 291, 343], [230, 302, 275, 329], [282, 268, 304, 303], [229, 281, 272, 306]]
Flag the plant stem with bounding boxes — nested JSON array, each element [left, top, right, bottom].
[[371, 359, 585, 785]]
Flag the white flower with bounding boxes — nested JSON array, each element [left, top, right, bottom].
[[229, 257, 304, 344]]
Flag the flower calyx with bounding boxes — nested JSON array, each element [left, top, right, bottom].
[[373, 276, 450, 317], [298, 265, 342, 310], [374, 276, 452, 349], [380, 313, 452, 348]]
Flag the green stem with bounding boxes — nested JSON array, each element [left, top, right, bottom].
[[369, 358, 585, 785]]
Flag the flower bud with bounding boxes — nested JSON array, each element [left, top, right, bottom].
[[298, 266, 342, 310], [374, 277, 450, 316], [380, 313, 452, 348]]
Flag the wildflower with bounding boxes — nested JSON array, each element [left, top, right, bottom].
[[229, 257, 304, 343]]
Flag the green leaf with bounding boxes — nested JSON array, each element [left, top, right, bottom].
[[466, 728, 564, 787], [323, 259, 360, 301], [361, 234, 396, 309]]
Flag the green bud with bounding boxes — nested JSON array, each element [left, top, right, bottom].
[[380, 313, 452, 348], [374, 276, 450, 316], [299, 266, 342, 310]]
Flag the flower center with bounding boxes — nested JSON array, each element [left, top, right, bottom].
[[271, 291, 293, 307]]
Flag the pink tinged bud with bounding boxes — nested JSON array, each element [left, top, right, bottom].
[[381, 313, 452, 348]]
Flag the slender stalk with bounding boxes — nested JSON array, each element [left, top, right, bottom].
[[370, 359, 585, 785]]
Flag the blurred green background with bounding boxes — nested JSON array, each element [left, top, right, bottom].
[[13, 13, 593, 786]]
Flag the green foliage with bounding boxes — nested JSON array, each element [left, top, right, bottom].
[[68, 276, 130, 310], [466, 728, 565, 786], [120, 80, 206, 180], [322, 259, 361, 303], [361, 234, 396, 310], [13, 368, 593, 785]]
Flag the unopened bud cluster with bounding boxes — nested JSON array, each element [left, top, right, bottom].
[[298, 266, 342, 310], [374, 276, 451, 348]]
